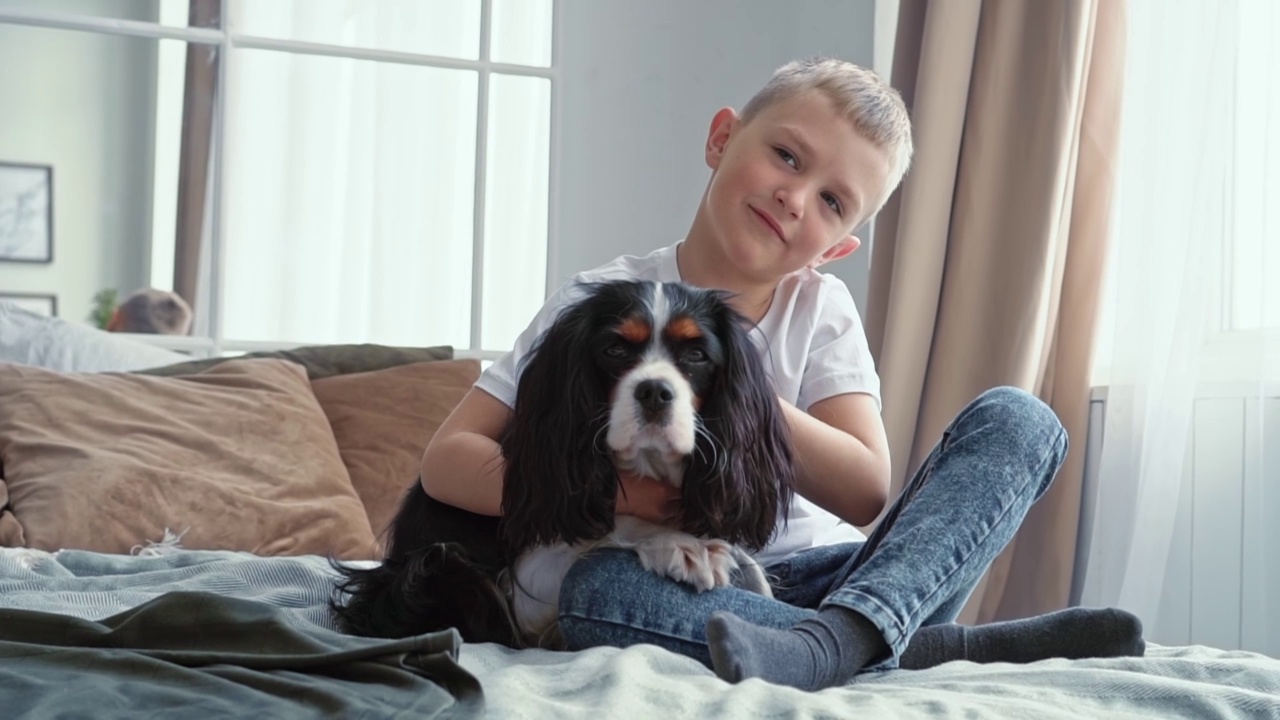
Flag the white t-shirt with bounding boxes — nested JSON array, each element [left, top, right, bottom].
[[476, 241, 881, 565]]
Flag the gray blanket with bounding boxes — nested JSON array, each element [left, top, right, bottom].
[[0, 548, 480, 719], [2, 547, 1278, 719]]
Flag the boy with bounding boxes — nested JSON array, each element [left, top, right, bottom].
[[422, 58, 1144, 691]]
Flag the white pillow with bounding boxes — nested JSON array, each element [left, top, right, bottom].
[[0, 302, 185, 373]]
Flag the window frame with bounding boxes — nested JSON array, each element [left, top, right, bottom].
[[0, 0, 560, 362]]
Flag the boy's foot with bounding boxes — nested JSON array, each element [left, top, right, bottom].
[[706, 605, 1146, 690], [705, 606, 888, 691], [899, 606, 1146, 669]]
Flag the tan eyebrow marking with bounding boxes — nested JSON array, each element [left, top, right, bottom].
[[665, 316, 703, 341], [618, 316, 651, 343]]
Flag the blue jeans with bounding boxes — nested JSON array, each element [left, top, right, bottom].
[[557, 386, 1069, 672]]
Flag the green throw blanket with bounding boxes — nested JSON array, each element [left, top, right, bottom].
[[0, 573, 482, 718]]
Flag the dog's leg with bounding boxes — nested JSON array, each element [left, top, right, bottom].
[[509, 544, 587, 645], [727, 546, 774, 598], [607, 517, 740, 593]]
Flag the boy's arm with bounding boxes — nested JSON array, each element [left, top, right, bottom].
[[779, 393, 891, 527], [421, 387, 681, 523], [422, 278, 580, 517], [420, 387, 511, 516]]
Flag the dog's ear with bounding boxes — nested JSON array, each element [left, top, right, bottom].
[[499, 288, 618, 556], [681, 298, 795, 551]]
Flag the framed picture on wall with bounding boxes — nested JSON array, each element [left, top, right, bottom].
[[0, 292, 58, 317], [0, 162, 54, 264]]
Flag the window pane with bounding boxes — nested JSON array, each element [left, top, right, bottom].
[[230, 0, 480, 60], [1228, 0, 1280, 331], [481, 73, 551, 351], [222, 50, 478, 348], [0, 0, 221, 28], [490, 0, 552, 67], [0, 23, 208, 328]]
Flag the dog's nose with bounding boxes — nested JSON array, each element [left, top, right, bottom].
[[634, 379, 675, 416]]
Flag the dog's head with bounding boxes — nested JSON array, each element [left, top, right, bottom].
[[499, 280, 795, 556]]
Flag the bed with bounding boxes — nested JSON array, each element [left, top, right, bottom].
[[1, 303, 1278, 719], [2, 547, 1278, 719]]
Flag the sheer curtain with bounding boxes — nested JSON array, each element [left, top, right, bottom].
[[219, 0, 551, 353], [1081, 0, 1279, 650]]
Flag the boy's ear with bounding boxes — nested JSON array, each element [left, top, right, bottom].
[[810, 235, 861, 269], [705, 107, 738, 170]]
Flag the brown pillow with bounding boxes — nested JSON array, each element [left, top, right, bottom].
[[310, 359, 482, 544], [134, 343, 454, 381], [0, 358, 378, 559]]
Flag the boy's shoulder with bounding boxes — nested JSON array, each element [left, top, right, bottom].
[[773, 265, 863, 325], [570, 242, 680, 286], [539, 242, 681, 312], [782, 264, 855, 295], [475, 241, 680, 408]]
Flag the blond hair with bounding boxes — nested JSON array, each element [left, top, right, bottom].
[[740, 57, 914, 218]]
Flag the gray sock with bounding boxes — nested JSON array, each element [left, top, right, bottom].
[[706, 606, 888, 690], [899, 607, 1146, 670]]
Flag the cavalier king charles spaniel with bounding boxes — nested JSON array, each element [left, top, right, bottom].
[[330, 279, 796, 648]]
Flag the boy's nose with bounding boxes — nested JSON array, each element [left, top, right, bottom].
[[774, 187, 803, 218]]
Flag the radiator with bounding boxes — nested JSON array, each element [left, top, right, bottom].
[[1074, 390, 1280, 657]]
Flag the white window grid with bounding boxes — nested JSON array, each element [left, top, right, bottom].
[[0, 1, 562, 362]]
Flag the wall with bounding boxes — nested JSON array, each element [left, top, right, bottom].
[[1074, 391, 1280, 657], [0, 0, 157, 325], [554, 0, 878, 307]]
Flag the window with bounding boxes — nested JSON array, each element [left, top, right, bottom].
[[1225, 0, 1279, 333], [1092, 0, 1280, 387], [0, 0, 556, 361]]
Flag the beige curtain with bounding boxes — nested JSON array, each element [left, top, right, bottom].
[[865, 0, 1127, 624]]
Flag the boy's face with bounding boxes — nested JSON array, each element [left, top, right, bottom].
[[700, 91, 893, 282]]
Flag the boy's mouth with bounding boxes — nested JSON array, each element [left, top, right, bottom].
[[749, 206, 786, 243]]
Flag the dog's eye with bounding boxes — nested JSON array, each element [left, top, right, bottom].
[[604, 344, 629, 359], [682, 348, 709, 364]]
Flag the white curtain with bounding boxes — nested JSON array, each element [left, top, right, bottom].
[[220, 0, 551, 352], [1082, 0, 1279, 649]]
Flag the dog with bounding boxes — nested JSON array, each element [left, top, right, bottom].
[[330, 279, 796, 649]]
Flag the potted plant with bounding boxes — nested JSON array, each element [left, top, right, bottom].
[[89, 288, 118, 330]]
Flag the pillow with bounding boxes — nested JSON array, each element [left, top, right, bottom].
[[0, 301, 186, 373], [310, 359, 482, 544], [0, 358, 378, 559], [136, 343, 454, 381]]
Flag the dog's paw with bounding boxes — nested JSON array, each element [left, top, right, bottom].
[[635, 535, 739, 593], [704, 540, 739, 588]]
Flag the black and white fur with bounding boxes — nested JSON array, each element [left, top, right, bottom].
[[330, 280, 796, 648]]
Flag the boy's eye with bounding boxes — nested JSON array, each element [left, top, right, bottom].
[[822, 192, 843, 216], [774, 147, 798, 168]]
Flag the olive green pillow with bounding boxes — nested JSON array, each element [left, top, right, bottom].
[[135, 343, 453, 381]]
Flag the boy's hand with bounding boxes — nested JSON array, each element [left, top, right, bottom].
[[615, 469, 682, 526]]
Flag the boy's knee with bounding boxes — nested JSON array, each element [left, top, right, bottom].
[[957, 386, 1068, 494], [558, 548, 646, 650], [558, 548, 641, 620], [968, 386, 1064, 440]]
